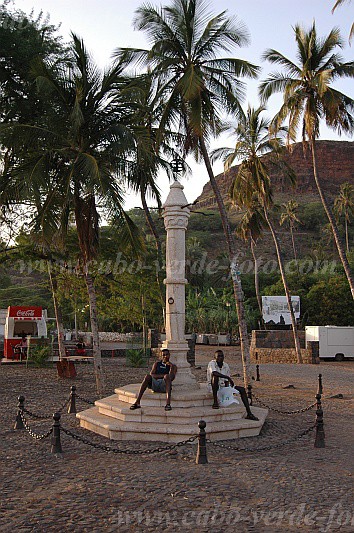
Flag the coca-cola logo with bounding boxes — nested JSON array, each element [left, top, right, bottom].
[[16, 310, 35, 317]]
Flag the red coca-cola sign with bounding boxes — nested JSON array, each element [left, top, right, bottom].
[[8, 306, 43, 318]]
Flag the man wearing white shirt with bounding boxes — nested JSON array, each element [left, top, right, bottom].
[[207, 350, 258, 420]]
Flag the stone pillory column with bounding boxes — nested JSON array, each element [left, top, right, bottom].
[[162, 181, 198, 388]]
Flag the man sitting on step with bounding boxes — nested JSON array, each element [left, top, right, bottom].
[[207, 350, 258, 420], [130, 348, 177, 411]]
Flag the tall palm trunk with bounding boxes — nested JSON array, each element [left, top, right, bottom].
[[345, 217, 349, 255], [199, 137, 251, 386], [84, 263, 105, 396], [290, 225, 300, 275], [250, 238, 265, 329], [140, 190, 165, 324], [263, 208, 303, 363], [310, 140, 354, 299], [47, 262, 66, 361], [290, 225, 298, 262]]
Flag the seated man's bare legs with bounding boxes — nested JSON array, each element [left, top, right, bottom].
[[211, 375, 220, 408], [164, 374, 173, 410], [130, 374, 152, 409], [234, 385, 259, 420]]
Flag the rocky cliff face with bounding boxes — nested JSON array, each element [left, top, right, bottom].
[[196, 140, 354, 209]]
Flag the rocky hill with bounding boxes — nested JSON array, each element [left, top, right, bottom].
[[196, 140, 354, 209], [190, 140, 354, 262]]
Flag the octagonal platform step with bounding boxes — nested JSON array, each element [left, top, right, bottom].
[[77, 382, 268, 443]]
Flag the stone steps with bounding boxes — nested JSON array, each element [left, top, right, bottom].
[[95, 395, 245, 424], [77, 406, 267, 443], [113, 382, 225, 408], [76, 382, 268, 443]]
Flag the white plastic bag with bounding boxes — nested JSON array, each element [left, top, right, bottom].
[[217, 386, 240, 407]]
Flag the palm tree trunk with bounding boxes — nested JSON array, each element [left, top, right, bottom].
[[263, 208, 303, 364], [290, 225, 300, 275], [199, 137, 251, 386], [84, 263, 105, 397], [345, 217, 349, 255], [47, 262, 66, 361], [140, 190, 165, 324], [311, 140, 354, 299], [290, 225, 298, 262], [250, 238, 265, 329]]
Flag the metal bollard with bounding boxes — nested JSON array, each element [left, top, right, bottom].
[[314, 394, 325, 448], [14, 395, 25, 430], [67, 385, 77, 414], [317, 374, 323, 396], [256, 364, 260, 382], [247, 384, 253, 406], [196, 420, 208, 464], [51, 412, 63, 453]]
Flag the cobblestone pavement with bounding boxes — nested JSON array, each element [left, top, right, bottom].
[[1, 349, 353, 532]]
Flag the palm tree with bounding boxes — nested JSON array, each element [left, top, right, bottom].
[[235, 200, 266, 327], [2, 35, 142, 395], [259, 23, 354, 300], [217, 105, 303, 363], [332, 1, 354, 43], [122, 73, 185, 322], [116, 0, 259, 386], [280, 200, 301, 263], [47, 261, 66, 361], [334, 182, 354, 254]]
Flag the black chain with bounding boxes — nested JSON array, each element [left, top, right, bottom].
[[207, 424, 315, 452], [61, 426, 197, 454], [253, 394, 317, 415], [23, 407, 52, 420], [75, 394, 95, 405], [19, 411, 53, 440], [22, 397, 70, 419]]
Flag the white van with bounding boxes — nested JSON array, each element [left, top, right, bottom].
[[305, 326, 354, 361]]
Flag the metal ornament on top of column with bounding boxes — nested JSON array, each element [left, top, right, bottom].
[[162, 165, 197, 388]]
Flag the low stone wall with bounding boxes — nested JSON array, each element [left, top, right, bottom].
[[250, 330, 319, 364], [250, 348, 313, 364], [70, 331, 143, 343], [251, 330, 306, 349]]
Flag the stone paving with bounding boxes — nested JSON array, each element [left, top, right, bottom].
[[0, 348, 353, 532]]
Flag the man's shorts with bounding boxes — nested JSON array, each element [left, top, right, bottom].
[[149, 377, 166, 393]]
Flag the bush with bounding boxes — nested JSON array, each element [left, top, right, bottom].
[[29, 345, 51, 367], [300, 202, 326, 231], [305, 276, 354, 325], [188, 211, 223, 232], [126, 348, 148, 368]]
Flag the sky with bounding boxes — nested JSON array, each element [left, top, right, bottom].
[[15, 0, 354, 209]]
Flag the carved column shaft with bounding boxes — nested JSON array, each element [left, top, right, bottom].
[[162, 182, 197, 387]]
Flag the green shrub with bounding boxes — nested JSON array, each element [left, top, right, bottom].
[[126, 348, 147, 368], [29, 345, 51, 367], [300, 202, 326, 231]]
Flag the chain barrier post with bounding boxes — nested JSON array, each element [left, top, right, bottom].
[[196, 420, 208, 464], [51, 412, 63, 453], [14, 395, 25, 430], [317, 374, 323, 396], [67, 385, 77, 414], [256, 365, 260, 382], [247, 384, 253, 406], [314, 393, 325, 448]]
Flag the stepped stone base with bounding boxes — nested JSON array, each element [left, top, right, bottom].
[[77, 383, 268, 443]]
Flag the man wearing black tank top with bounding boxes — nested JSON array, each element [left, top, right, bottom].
[[130, 349, 177, 411]]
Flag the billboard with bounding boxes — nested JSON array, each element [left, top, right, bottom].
[[262, 296, 300, 325]]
